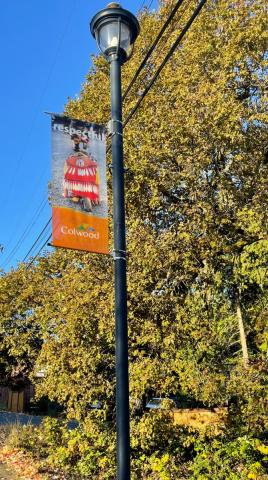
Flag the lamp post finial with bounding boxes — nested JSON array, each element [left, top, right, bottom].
[[107, 2, 121, 8]]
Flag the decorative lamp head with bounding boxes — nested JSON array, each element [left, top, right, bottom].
[[90, 3, 140, 63]]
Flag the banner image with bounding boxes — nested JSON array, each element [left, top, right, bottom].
[[50, 114, 108, 254]]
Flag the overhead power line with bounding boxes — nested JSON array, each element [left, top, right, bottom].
[[146, 0, 154, 10], [123, 0, 185, 101], [1, 197, 48, 269], [138, 0, 155, 13], [26, 234, 52, 270], [23, 218, 51, 263], [124, 0, 207, 127], [137, 0, 148, 11]]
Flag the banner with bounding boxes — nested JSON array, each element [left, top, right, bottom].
[[50, 114, 108, 254]]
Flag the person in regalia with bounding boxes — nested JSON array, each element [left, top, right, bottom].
[[63, 139, 100, 212]]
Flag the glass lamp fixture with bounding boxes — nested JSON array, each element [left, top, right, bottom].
[[90, 3, 140, 63]]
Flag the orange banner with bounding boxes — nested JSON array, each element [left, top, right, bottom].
[[52, 207, 109, 253], [50, 114, 108, 254]]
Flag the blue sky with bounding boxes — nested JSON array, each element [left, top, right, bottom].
[[0, 0, 158, 272]]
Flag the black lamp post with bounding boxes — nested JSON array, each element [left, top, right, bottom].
[[90, 4, 139, 480]]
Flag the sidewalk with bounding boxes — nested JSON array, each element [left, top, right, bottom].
[[0, 462, 19, 479], [0, 413, 42, 427], [0, 412, 78, 430]]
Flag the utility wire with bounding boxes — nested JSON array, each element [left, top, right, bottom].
[[27, 231, 51, 262], [2, 194, 48, 258], [23, 218, 51, 262], [124, 0, 207, 127], [26, 234, 52, 270], [137, 0, 148, 11], [17, 0, 207, 267], [1, 198, 48, 269], [123, 0, 185, 101], [147, 0, 155, 10]]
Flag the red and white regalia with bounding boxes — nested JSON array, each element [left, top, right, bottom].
[[63, 153, 100, 204]]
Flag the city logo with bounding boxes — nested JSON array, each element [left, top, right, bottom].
[[61, 224, 99, 239], [77, 223, 96, 232]]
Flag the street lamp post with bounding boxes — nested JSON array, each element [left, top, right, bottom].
[[90, 5, 140, 480]]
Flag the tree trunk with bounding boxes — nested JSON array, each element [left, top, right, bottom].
[[236, 298, 249, 368]]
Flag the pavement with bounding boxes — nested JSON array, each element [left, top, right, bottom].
[[0, 411, 78, 430], [0, 463, 19, 480], [0, 412, 42, 427]]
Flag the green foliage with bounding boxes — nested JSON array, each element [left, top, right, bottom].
[[227, 360, 268, 437], [191, 436, 268, 480], [130, 410, 195, 479]]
